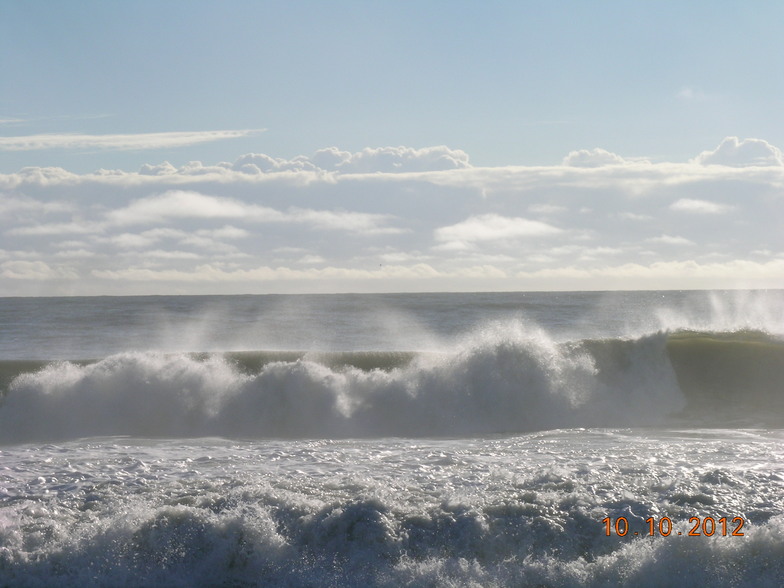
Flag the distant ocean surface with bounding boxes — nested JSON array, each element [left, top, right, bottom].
[[1, 290, 783, 587]]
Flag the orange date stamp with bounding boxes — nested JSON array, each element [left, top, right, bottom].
[[602, 516, 745, 537]]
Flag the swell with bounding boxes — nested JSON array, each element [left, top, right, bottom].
[[0, 329, 782, 443]]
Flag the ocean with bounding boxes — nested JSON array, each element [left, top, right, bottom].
[[0, 290, 782, 587]]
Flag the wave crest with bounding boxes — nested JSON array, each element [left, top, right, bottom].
[[2, 327, 782, 443]]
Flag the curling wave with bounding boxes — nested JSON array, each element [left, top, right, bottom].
[[1, 327, 782, 443]]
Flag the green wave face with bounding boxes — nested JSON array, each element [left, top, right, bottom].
[[666, 330, 784, 424]]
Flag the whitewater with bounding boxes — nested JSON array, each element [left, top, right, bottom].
[[0, 290, 782, 587]]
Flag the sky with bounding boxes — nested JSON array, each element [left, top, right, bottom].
[[1, 0, 783, 295]]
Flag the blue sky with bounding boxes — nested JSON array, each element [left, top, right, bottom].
[[1, 1, 783, 294], [5, 0, 784, 169]]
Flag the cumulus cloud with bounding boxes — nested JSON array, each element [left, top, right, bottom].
[[692, 137, 784, 167], [232, 153, 317, 174], [562, 147, 629, 167], [138, 162, 180, 176], [311, 146, 471, 173], [0, 129, 265, 151], [137, 146, 472, 177]]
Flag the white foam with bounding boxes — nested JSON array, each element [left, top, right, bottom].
[[1, 434, 782, 587]]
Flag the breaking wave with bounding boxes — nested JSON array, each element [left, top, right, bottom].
[[1, 326, 783, 444]]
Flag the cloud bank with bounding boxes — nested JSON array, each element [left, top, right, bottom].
[[1, 138, 782, 295]]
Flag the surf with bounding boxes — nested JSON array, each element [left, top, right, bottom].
[[2, 325, 781, 444]]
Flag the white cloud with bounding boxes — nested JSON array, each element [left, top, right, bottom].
[[273, 247, 308, 255], [647, 234, 695, 246], [105, 228, 247, 256], [107, 191, 284, 225], [2, 139, 783, 294], [378, 251, 432, 264], [8, 221, 102, 236], [176, 234, 243, 255], [0, 195, 72, 215], [576, 247, 624, 261], [109, 233, 159, 249], [54, 249, 96, 259], [233, 153, 317, 174], [0, 166, 79, 187], [55, 240, 89, 249], [562, 148, 629, 167], [618, 212, 652, 221], [86, 257, 784, 292], [0, 249, 39, 260], [435, 214, 561, 247], [105, 191, 400, 235], [519, 259, 784, 283], [289, 208, 404, 235], [0, 129, 265, 152], [0, 260, 78, 280], [197, 225, 250, 240], [297, 255, 326, 264], [103, 146, 470, 177], [670, 198, 734, 214], [92, 263, 446, 283], [313, 145, 471, 173], [140, 250, 202, 260], [529, 204, 567, 215], [692, 136, 784, 167], [138, 162, 179, 176]]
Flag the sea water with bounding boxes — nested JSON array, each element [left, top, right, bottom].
[[0, 290, 782, 587]]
